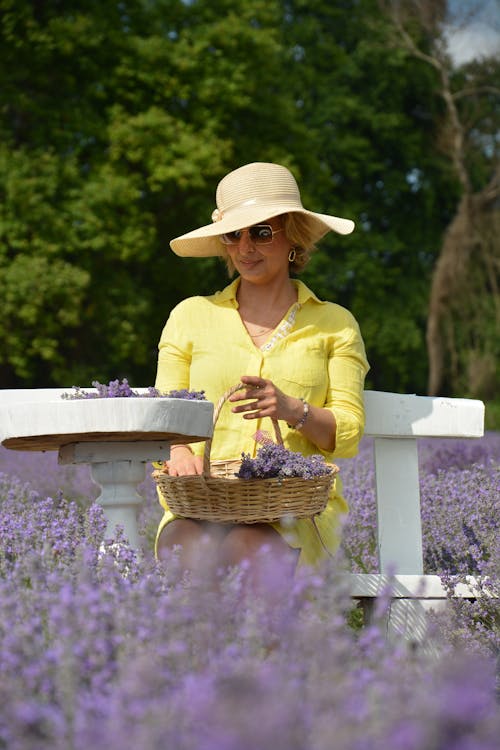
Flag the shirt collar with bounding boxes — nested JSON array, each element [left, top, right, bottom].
[[293, 279, 325, 305], [213, 277, 325, 306], [213, 278, 241, 305]]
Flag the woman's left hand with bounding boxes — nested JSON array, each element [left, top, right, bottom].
[[229, 375, 303, 426]]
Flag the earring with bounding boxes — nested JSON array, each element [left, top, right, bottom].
[[288, 248, 297, 263]]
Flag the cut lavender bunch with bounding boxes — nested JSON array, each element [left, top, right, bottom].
[[62, 379, 149, 399], [62, 379, 206, 400], [165, 388, 206, 401], [236, 443, 333, 480]]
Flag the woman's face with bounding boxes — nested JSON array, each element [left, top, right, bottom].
[[223, 216, 292, 284]]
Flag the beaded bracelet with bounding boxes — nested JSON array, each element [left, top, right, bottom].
[[287, 399, 309, 431]]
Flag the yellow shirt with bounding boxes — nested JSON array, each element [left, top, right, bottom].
[[155, 278, 369, 566]]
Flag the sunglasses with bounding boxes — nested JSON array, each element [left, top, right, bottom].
[[219, 224, 284, 245]]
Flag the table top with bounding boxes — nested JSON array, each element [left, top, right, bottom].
[[0, 397, 214, 451]]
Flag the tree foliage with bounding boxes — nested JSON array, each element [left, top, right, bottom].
[[379, 0, 500, 397], [281, 0, 460, 392], [0, 0, 498, 400], [0, 0, 294, 385]]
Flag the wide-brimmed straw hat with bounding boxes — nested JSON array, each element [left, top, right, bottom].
[[170, 162, 355, 257]]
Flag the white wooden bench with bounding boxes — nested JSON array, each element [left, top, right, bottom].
[[356, 391, 484, 647], [0, 388, 485, 647]]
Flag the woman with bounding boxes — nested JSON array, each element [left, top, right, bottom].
[[155, 162, 369, 581]]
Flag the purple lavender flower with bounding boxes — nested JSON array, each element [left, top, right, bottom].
[[62, 379, 206, 400], [0, 433, 498, 748], [236, 443, 332, 480], [62, 378, 140, 399], [164, 388, 206, 401]]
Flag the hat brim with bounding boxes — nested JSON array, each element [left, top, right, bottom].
[[170, 205, 355, 257]]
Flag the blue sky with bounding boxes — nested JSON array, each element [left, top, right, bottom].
[[445, 0, 500, 64]]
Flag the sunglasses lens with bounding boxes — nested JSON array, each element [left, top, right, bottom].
[[219, 225, 275, 245], [250, 225, 273, 243], [220, 230, 242, 244]]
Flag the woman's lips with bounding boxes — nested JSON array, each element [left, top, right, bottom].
[[238, 258, 261, 267]]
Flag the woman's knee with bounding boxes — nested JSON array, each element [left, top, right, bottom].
[[157, 519, 224, 567], [218, 525, 299, 597], [218, 524, 294, 568], [157, 520, 298, 585], [157, 518, 202, 551]]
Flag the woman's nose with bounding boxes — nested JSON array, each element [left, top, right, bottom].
[[238, 229, 255, 252]]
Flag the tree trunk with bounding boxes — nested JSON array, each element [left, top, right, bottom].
[[426, 194, 473, 395], [426, 184, 499, 396]]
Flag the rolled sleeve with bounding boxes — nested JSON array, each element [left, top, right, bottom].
[[325, 320, 369, 458], [155, 303, 193, 394]]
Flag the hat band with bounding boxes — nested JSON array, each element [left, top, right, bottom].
[[212, 193, 303, 223]]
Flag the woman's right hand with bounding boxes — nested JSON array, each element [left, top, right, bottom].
[[165, 445, 203, 476]]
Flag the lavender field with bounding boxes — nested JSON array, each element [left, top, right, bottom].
[[0, 433, 498, 749]]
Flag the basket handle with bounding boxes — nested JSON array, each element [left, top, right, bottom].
[[202, 383, 283, 475]]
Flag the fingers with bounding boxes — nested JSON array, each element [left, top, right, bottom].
[[230, 387, 262, 417], [240, 375, 265, 389], [228, 376, 288, 421], [229, 377, 267, 404], [231, 391, 274, 421], [166, 454, 203, 476], [230, 386, 264, 414], [231, 398, 260, 413]]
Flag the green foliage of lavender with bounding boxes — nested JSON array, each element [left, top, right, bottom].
[[0, 433, 498, 748]]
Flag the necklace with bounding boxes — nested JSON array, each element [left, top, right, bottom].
[[245, 321, 280, 339], [249, 326, 274, 337], [239, 289, 298, 341]]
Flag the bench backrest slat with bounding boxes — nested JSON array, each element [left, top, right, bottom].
[[363, 391, 484, 438]]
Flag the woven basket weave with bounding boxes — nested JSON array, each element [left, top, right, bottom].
[[153, 383, 338, 524]]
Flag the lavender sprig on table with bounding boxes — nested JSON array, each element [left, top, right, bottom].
[[165, 388, 207, 400], [62, 379, 206, 400], [236, 443, 333, 480]]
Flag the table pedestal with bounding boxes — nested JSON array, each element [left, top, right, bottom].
[[59, 441, 172, 547]]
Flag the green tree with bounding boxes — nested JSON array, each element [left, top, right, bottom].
[[280, 0, 460, 393], [379, 0, 500, 398], [1, 0, 497, 401], [0, 0, 301, 386]]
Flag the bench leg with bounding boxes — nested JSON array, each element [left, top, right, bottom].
[[356, 596, 446, 658], [374, 438, 424, 574]]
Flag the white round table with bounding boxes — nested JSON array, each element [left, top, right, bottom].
[[0, 394, 214, 547]]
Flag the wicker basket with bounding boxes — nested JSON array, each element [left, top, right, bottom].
[[153, 383, 338, 524]]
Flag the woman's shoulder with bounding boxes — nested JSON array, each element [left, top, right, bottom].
[[171, 294, 211, 311], [317, 299, 359, 326], [168, 283, 236, 321], [297, 282, 359, 328], [166, 295, 205, 320], [173, 281, 237, 311]]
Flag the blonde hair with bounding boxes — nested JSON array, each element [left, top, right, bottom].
[[220, 213, 317, 277]]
